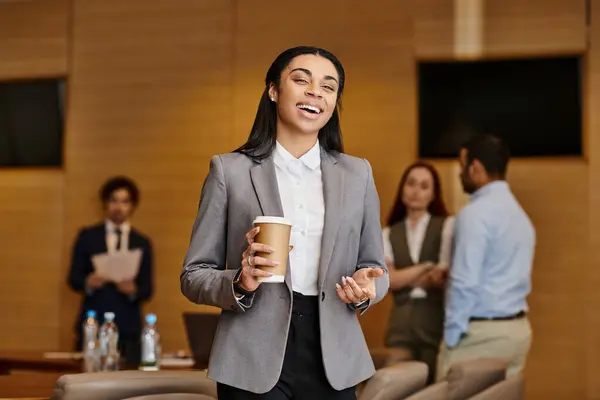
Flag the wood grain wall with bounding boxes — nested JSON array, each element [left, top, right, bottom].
[[0, 0, 68, 351], [0, 171, 64, 350], [586, 1, 600, 398], [0, 0, 69, 79], [61, 0, 236, 350], [0, 0, 596, 398], [415, 0, 587, 59]]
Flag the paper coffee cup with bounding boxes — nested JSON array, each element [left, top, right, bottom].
[[253, 216, 292, 283]]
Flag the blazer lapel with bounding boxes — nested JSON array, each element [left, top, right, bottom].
[[250, 157, 284, 218], [249, 157, 293, 289], [318, 152, 344, 289]]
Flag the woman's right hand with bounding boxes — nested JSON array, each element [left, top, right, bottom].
[[413, 263, 443, 288], [238, 226, 279, 292]]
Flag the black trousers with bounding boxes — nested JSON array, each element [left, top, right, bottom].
[[217, 292, 356, 400]]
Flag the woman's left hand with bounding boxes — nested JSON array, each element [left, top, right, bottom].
[[335, 267, 385, 304]]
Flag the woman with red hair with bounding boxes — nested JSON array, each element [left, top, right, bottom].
[[383, 161, 454, 384]]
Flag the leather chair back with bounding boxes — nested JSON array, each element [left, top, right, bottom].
[[358, 361, 428, 400], [50, 370, 217, 400]]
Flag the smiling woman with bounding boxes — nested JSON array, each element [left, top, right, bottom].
[[235, 46, 345, 160], [180, 46, 389, 400]]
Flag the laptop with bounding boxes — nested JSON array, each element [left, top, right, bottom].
[[182, 312, 220, 369]]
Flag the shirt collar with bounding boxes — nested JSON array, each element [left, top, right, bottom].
[[106, 220, 131, 233], [273, 140, 321, 171], [471, 180, 509, 201], [405, 212, 431, 229]]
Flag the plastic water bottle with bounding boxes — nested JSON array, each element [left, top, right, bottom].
[[99, 312, 120, 371], [82, 310, 99, 372], [139, 313, 161, 371]]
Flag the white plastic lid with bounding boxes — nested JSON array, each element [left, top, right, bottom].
[[253, 216, 292, 226], [104, 312, 115, 321]]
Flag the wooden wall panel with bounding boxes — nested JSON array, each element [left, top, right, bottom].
[[483, 0, 587, 56], [0, 0, 69, 80], [0, 0, 68, 353], [509, 161, 588, 399], [61, 0, 235, 351], [586, 1, 600, 398], [416, 0, 586, 59], [234, 0, 416, 346], [414, 0, 456, 59], [0, 171, 64, 350]]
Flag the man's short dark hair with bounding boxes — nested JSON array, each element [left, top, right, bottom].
[[100, 176, 140, 206], [462, 134, 510, 178]]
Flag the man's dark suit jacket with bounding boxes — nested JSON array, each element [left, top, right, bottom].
[[68, 222, 153, 347]]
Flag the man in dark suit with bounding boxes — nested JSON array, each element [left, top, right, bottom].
[[68, 176, 153, 367]]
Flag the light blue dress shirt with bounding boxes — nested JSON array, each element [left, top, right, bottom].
[[444, 181, 535, 347]]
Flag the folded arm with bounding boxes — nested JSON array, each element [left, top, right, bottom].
[[388, 262, 433, 290], [382, 227, 433, 290]]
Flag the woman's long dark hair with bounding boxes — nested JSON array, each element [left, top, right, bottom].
[[235, 46, 346, 160], [387, 161, 448, 227]]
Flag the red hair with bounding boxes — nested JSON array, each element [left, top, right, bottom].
[[387, 161, 448, 227]]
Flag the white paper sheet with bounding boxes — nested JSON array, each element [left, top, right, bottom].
[[91, 249, 142, 283]]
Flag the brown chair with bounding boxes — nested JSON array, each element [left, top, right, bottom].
[[127, 395, 214, 400], [445, 358, 507, 400], [468, 373, 524, 400], [357, 361, 428, 400], [406, 358, 508, 400], [128, 396, 214, 400], [369, 347, 414, 370], [404, 382, 449, 400], [50, 370, 217, 400]]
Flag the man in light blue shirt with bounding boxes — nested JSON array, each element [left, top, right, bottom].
[[437, 134, 535, 380]]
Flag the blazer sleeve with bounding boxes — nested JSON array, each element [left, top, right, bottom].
[[67, 229, 91, 293], [355, 159, 389, 311], [135, 238, 154, 301], [180, 155, 246, 313]]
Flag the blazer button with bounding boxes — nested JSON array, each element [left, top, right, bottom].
[[321, 292, 325, 302]]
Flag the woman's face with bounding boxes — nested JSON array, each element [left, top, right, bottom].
[[402, 167, 435, 212], [270, 54, 340, 137]]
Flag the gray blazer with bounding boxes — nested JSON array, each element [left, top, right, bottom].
[[180, 149, 389, 394]]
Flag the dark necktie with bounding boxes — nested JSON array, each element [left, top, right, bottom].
[[115, 228, 122, 251]]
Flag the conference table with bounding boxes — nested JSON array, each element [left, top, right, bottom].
[[0, 351, 82, 375], [0, 350, 196, 399]]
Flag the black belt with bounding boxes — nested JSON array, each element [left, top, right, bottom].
[[470, 311, 526, 321]]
